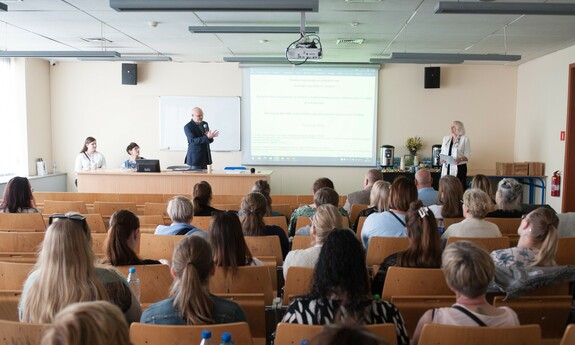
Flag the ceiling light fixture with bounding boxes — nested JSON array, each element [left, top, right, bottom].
[[80, 55, 172, 62], [435, 2, 575, 15], [370, 57, 464, 64], [223, 56, 289, 63], [189, 26, 319, 34], [110, 0, 318, 12], [0, 51, 121, 58], [390, 52, 521, 62]]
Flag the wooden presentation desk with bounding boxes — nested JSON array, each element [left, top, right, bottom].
[[77, 169, 271, 195]]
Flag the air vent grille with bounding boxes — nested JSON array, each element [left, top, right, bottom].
[[336, 38, 365, 45]]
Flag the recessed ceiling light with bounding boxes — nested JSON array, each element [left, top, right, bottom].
[[81, 37, 113, 43]]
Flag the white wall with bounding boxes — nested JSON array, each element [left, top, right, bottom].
[[46, 61, 518, 194], [515, 45, 575, 212]]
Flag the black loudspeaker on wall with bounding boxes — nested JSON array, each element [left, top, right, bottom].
[[424, 66, 440, 89], [122, 63, 137, 85]]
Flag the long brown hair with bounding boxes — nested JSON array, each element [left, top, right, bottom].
[[80, 136, 96, 153], [170, 236, 214, 324], [210, 212, 254, 274], [436, 175, 463, 218], [241, 192, 268, 236], [192, 181, 213, 215], [103, 210, 142, 266], [397, 200, 442, 268], [527, 207, 559, 267], [388, 176, 418, 212], [0, 176, 36, 213]]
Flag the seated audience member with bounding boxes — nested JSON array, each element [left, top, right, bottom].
[[121, 142, 143, 170], [371, 200, 442, 295], [141, 236, 247, 325], [40, 301, 130, 345], [353, 180, 391, 230], [154, 196, 208, 238], [412, 241, 519, 345], [295, 187, 347, 236], [471, 174, 495, 205], [486, 178, 524, 218], [20, 214, 141, 323], [102, 210, 161, 266], [0, 176, 39, 213], [491, 207, 559, 268], [343, 169, 383, 212], [361, 176, 418, 248], [428, 175, 464, 220], [283, 204, 343, 278], [282, 229, 409, 345], [241, 192, 290, 258], [415, 169, 439, 206], [251, 179, 283, 216], [210, 211, 262, 274], [192, 181, 222, 216], [75, 136, 107, 172], [441, 189, 501, 240], [289, 177, 349, 235], [309, 324, 386, 345]]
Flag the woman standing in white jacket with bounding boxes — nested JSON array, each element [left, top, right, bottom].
[[440, 120, 470, 189]]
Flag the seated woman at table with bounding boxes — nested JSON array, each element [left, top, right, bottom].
[[353, 180, 391, 231], [490, 207, 559, 269], [486, 178, 524, 218], [282, 229, 409, 345], [442, 189, 501, 241], [428, 175, 464, 220], [192, 181, 222, 216], [154, 196, 208, 238], [75, 136, 107, 172], [121, 142, 144, 170], [102, 210, 161, 266], [0, 176, 39, 213], [371, 200, 442, 295], [241, 192, 290, 258], [412, 241, 519, 345]]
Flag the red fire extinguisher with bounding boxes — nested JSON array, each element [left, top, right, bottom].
[[551, 171, 561, 197]]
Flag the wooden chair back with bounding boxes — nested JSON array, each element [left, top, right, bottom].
[[143, 202, 169, 218], [272, 195, 299, 211], [274, 323, 397, 345], [0, 232, 44, 255], [391, 295, 456, 338], [91, 233, 108, 256], [560, 324, 575, 345], [0, 261, 35, 291], [443, 217, 464, 229], [295, 216, 312, 230], [272, 204, 292, 218], [366, 237, 410, 267], [0, 291, 22, 321], [0, 214, 46, 232], [137, 215, 164, 226], [493, 295, 572, 338], [0, 319, 48, 345], [118, 193, 164, 204], [115, 265, 173, 307], [356, 216, 367, 240], [556, 237, 575, 265], [139, 233, 185, 261], [282, 266, 314, 306], [191, 216, 212, 232], [42, 200, 88, 214], [244, 236, 283, 265], [217, 293, 266, 340], [291, 236, 314, 250], [484, 217, 521, 235], [211, 195, 244, 205], [209, 266, 274, 305], [93, 201, 138, 217], [264, 216, 288, 235], [382, 267, 452, 301], [297, 195, 314, 207], [445, 236, 510, 253], [418, 323, 541, 345], [350, 204, 369, 227], [212, 203, 240, 211], [130, 322, 253, 345], [84, 214, 107, 233]]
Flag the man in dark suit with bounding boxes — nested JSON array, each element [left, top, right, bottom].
[[184, 107, 219, 169]]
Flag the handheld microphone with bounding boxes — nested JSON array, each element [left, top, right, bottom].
[[203, 123, 208, 132]]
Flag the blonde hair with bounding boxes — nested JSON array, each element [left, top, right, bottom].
[[442, 241, 494, 298], [312, 204, 343, 245], [463, 188, 493, 219], [171, 236, 214, 324], [369, 180, 391, 212], [167, 195, 194, 223], [453, 121, 465, 136], [21, 218, 108, 323], [527, 208, 559, 267], [40, 301, 129, 345]]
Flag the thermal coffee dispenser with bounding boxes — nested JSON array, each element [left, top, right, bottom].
[[432, 144, 442, 168], [380, 145, 395, 168]]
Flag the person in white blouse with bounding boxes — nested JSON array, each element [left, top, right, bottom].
[[75, 136, 107, 172], [440, 120, 470, 189]]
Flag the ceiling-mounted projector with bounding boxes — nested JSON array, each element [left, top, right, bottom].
[[286, 35, 322, 60]]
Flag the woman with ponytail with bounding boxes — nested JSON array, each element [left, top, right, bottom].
[[141, 236, 246, 325], [371, 200, 443, 295], [491, 207, 559, 268]]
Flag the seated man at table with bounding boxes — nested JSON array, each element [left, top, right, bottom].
[[343, 169, 383, 213], [415, 169, 438, 206], [155, 196, 208, 238]]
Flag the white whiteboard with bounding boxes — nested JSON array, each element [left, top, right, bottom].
[[159, 96, 240, 151]]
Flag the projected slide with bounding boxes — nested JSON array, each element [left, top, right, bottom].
[[241, 67, 378, 166]]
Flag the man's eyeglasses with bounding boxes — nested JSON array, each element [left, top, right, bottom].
[[48, 214, 89, 233]]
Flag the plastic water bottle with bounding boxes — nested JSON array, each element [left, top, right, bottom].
[[127, 267, 141, 303], [437, 218, 445, 236], [220, 332, 234, 345], [53, 161, 58, 174], [200, 330, 214, 345]]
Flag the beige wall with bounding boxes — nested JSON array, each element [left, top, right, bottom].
[[44, 61, 518, 195], [515, 45, 575, 212]]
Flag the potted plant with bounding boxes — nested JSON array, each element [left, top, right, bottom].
[[406, 136, 422, 156]]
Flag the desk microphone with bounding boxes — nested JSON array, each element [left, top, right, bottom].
[[250, 168, 255, 174]]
